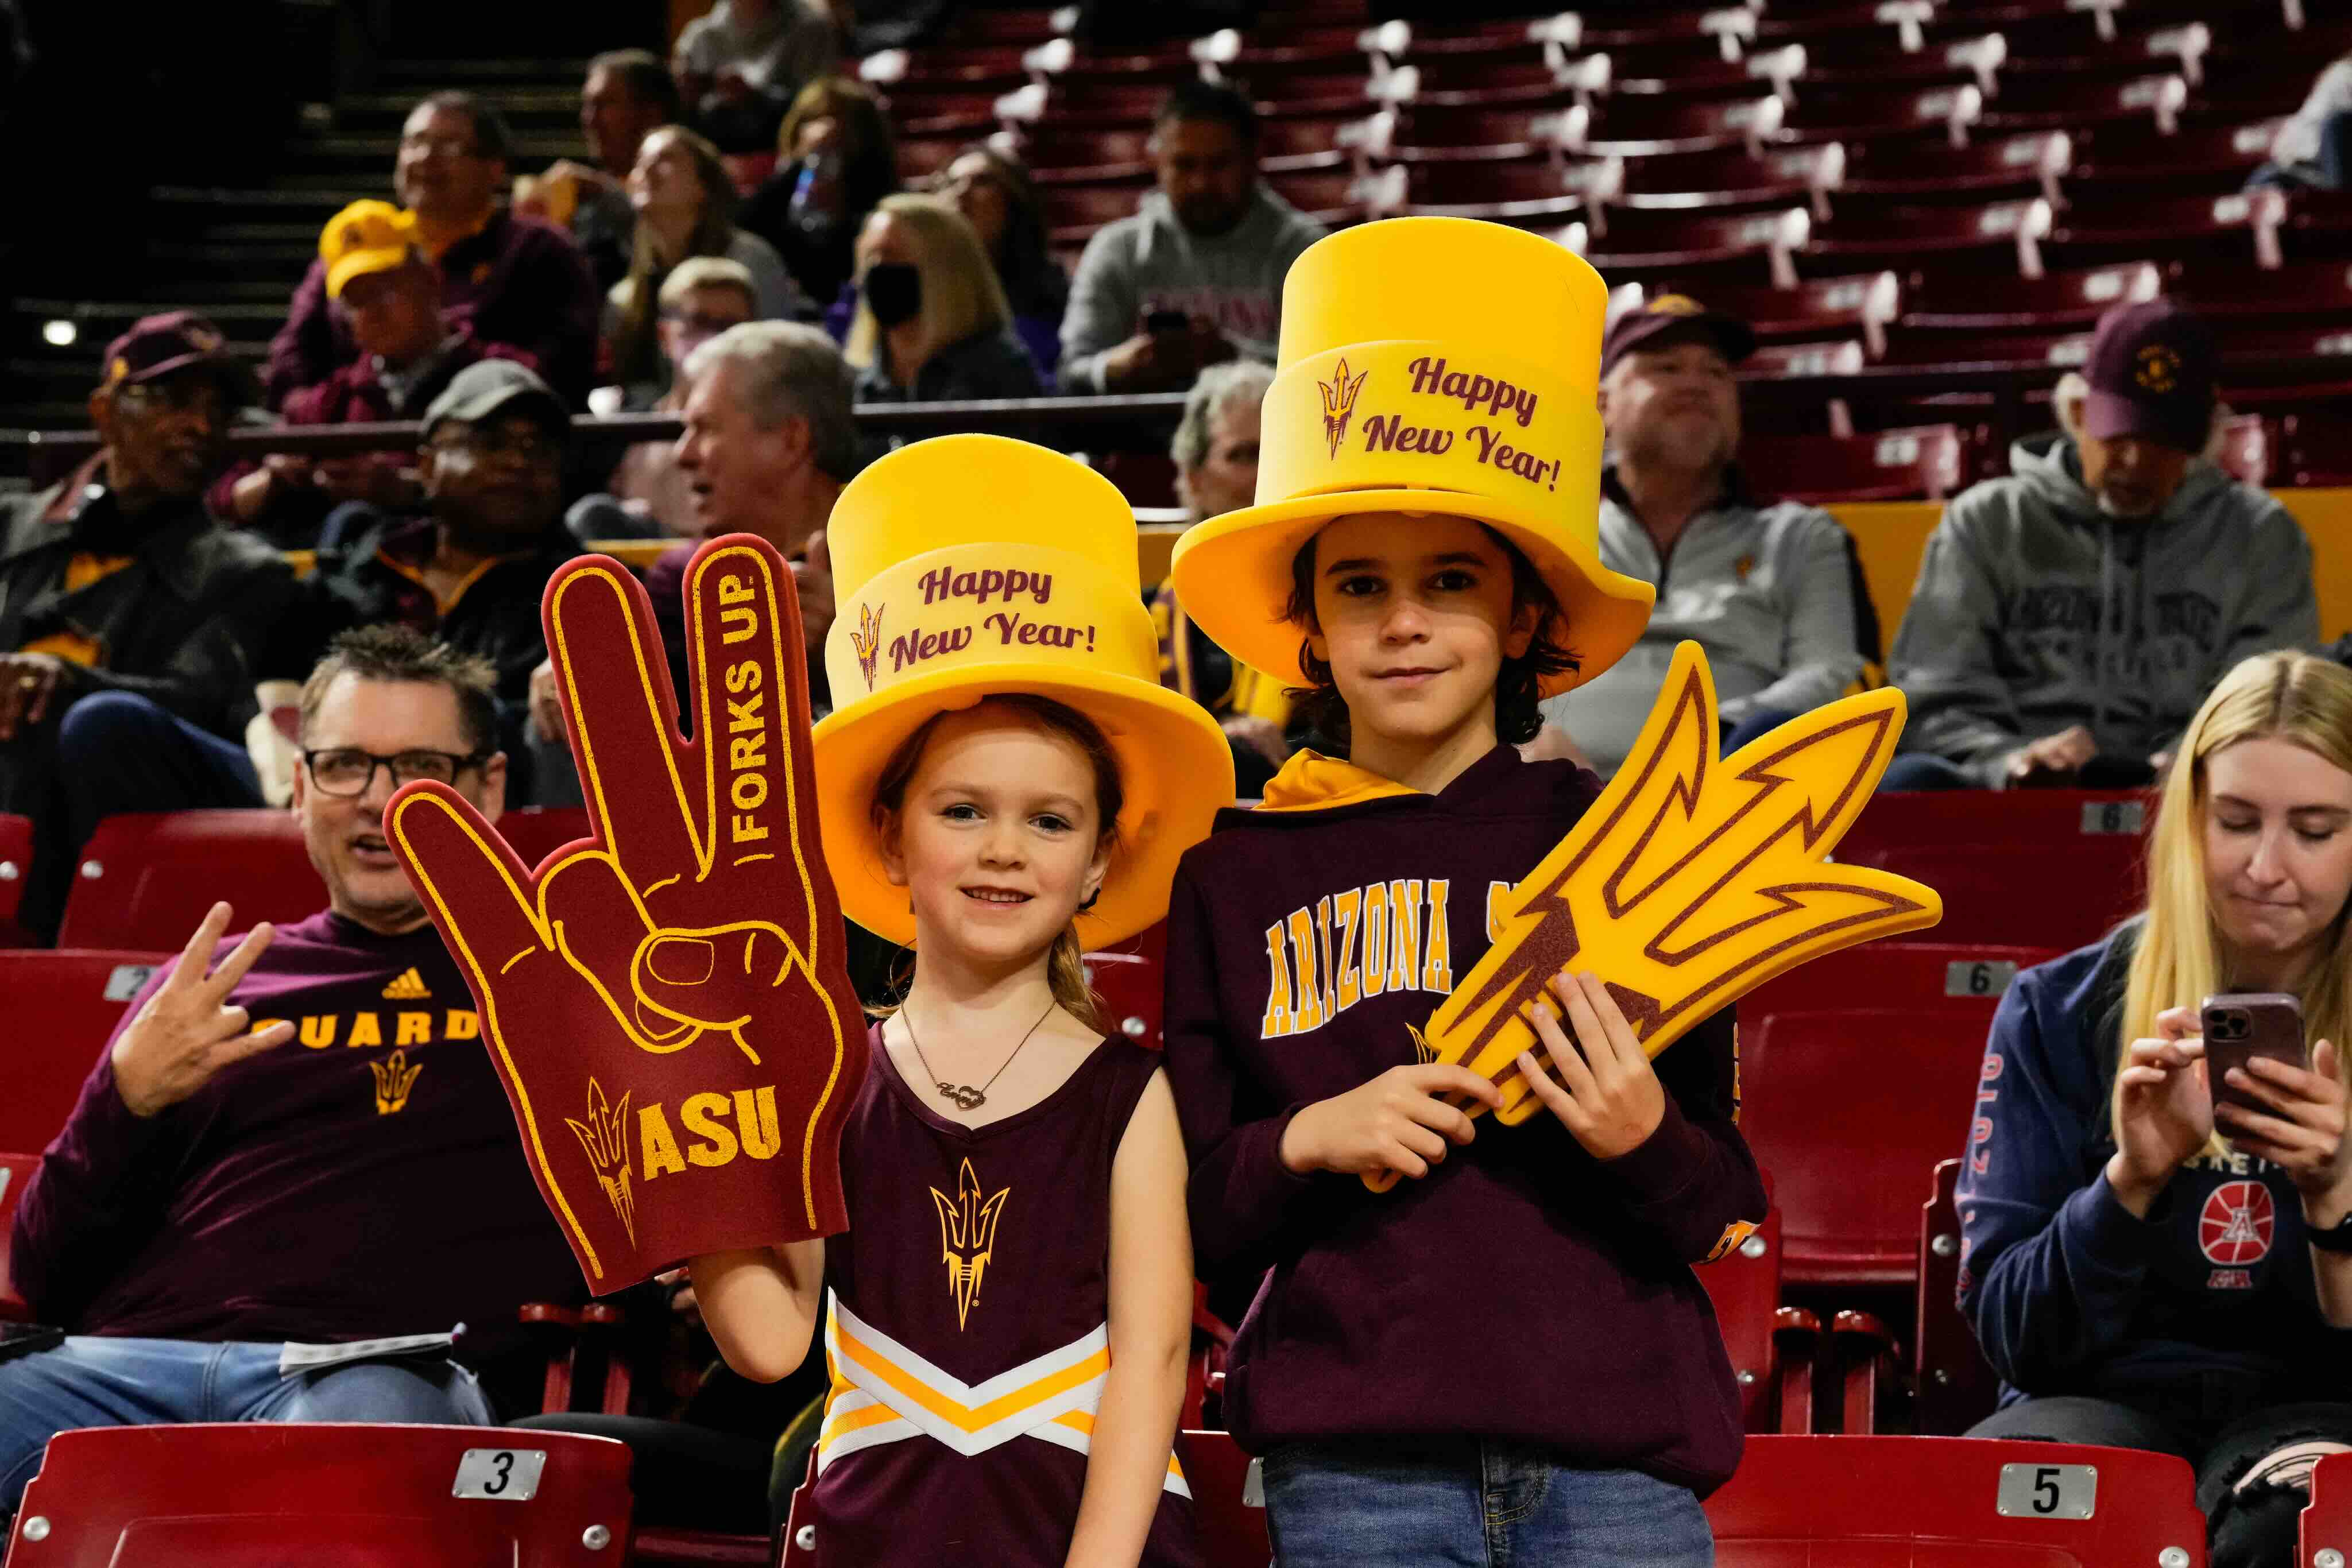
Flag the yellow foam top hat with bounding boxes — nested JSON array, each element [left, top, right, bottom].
[[811, 435, 1236, 947], [322, 199, 425, 300], [1169, 217, 1655, 698]]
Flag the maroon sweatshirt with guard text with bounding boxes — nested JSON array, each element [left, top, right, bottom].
[[1161, 745, 1766, 1496]]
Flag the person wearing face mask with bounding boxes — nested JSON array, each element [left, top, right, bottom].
[[1887, 301, 2319, 791], [1956, 649, 2352, 1568], [843, 195, 1042, 439]]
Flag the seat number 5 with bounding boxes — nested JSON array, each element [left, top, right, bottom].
[[1995, 1461, 2096, 1519], [452, 1447, 548, 1501]]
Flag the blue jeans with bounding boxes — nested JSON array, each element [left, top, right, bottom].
[[1260, 1438, 1714, 1568], [0, 1338, 493, 1511]]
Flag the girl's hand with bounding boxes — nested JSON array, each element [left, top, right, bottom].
[[2107, 1006, 2210, 1216], [1517, 967, 1666, 1162], [2214, 1039, 2352, 1220], [1281, 1063, 1503, 1181]]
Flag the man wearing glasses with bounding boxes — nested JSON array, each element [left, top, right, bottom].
[[264, 92, 600, 408], [1, 624, 583, 1513], [0, 312, 298, 939]]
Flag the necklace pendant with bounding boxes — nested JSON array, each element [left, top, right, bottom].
[[938, 1082, 987, 1111]]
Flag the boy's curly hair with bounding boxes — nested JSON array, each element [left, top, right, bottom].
[[1280, 523, 1580, 752]]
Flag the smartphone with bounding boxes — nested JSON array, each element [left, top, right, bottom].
[[1144, 309, 1190, 338], [2202, 992, 2308, 1116]]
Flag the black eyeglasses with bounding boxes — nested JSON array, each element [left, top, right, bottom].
[[302, 747, 490, 797]]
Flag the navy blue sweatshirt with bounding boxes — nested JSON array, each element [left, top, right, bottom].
[[1162, 745, 1767, 1495], [1957, 924, 2352, 1407]]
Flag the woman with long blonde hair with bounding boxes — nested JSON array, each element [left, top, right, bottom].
[[841, 194, 1041, 420], [1957, 649, 2352, 1568]]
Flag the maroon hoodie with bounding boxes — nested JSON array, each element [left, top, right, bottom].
[[1161, 745, 1766, 1496]]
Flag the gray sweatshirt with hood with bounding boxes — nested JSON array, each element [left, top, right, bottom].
[[1057, 184, 1326, 393], [1889, 433, 2318, 786]]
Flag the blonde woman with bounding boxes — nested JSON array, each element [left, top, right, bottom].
[[1958, 649, 2352, 1568], [842, 195, 1041, 413]]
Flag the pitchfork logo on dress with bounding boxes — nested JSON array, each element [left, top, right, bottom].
[[2199, 1180, 2274, 1275]]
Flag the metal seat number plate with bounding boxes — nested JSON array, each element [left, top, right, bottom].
[[1995, 1462, 2096, 1519], [452, 1447, 547, 1501]]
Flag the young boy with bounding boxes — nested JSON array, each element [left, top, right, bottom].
[[1160, 218, 1769, 1566]]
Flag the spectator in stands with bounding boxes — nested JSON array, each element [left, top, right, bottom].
[[842, 195, 1042, 418], [218, 201, 532, 547], [1533, 296, 1872, 777], [268, 360, 579, 803], [265, 92, 601, 408], [516, 49, 684, 292], [738, 75, 900, 315], [1151, 360, 1295, 796], [1888, 301, 2318, 791], [606, 124, 802, 397], [936, 144, 1070, 377], [1956, 648, 2352, 1568], [1058, 80, 1325, 396], [2253, 53, 2352, 191], [672, 0, 844, 153], [0, 313, 297, 942], [567, 256, 759, 545], [529, 322, 851, 813], [0, 626, 582, 1512]]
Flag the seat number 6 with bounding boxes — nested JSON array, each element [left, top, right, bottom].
[[1994, 1462, 2096, 1519]]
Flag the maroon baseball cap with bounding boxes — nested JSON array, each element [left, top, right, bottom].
[[1600, 293, 1758, 378], [99, 311, 257, 405], [2082, 299, 2215, 454]]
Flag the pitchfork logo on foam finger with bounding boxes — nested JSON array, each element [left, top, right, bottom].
[[388, 535, 868, 1290]]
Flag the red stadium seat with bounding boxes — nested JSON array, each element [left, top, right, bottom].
[[1569, 94, 1785, 157], [1900, 260, 2160, 334], [1777, 83, 1984, 146], [56, 810, 590, 951], [1616, 145, 1842, 217], [1977, 71, 2189, 136], [2042, 188, 2283, 270], [1798, 30, 2006, 91], [2303, 1451, 2352, 1568], [3, 1423, 634, 1567], [1384, 102, 1579, 162], [2064, 118, 2284, 193], [1630, 273, 1901, 355], [1, 1148, 38, 1319], [1842, 131, 2070, 204], [1180, 1430, 1270, 1568], [1739, 425, 1968, 502], [1085, 920, 1167, 1051], [1565, 208, 1812, 289], [1740, 942, 2060, 1286], [2277, 407, 2352, 487], [1915, 1158, 2003, 1435], [1263, 167, 1406, 227], [939, 7, 1059, 46], [1042, 179, 1149, 244], [1697, 1179, 1825, 1434], [1835, 790, 2151, 950], [1017, 125, 1154, 181], [1805, 200, 2048, 275], [0, 950, 171, 1155], [0, 813, 30, 947], [1708, 1435, 2208, 1565], [1400, 159, 1601, 225], [1744, 339, 1867, 377]]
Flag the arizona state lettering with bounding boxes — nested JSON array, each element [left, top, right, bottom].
[[266, 1009, 481, 1048], [1261, 879, 1452, 1038]]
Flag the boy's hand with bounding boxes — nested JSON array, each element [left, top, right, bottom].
[[1518, 967, 1666, 1161], [1281, 1063, 1503, 1181]]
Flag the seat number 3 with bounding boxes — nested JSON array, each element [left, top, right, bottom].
[[452, 1447, 548, 1501]]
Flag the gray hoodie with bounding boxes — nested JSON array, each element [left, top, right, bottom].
[[1057, 185, 1326, 393], [1888, 433, 2318, 786]]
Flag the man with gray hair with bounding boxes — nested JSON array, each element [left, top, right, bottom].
[[1150, 359, 1294, 793], [528, 322, 856, 793]]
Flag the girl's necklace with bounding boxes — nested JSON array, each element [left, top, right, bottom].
[[903, 998, 1058, 1112]]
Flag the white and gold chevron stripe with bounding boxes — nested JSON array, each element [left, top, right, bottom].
[[818, 1294, 1188, 1497]]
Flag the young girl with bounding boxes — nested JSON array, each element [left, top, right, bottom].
[[1162, 218, 1769, 1566], [687, 434, 1232, 1567]]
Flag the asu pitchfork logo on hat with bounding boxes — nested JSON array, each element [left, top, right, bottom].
[[1318, 357, 1368, 459]]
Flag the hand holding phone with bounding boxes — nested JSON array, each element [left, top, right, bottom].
[[2203, 993, 2309, 1117]]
